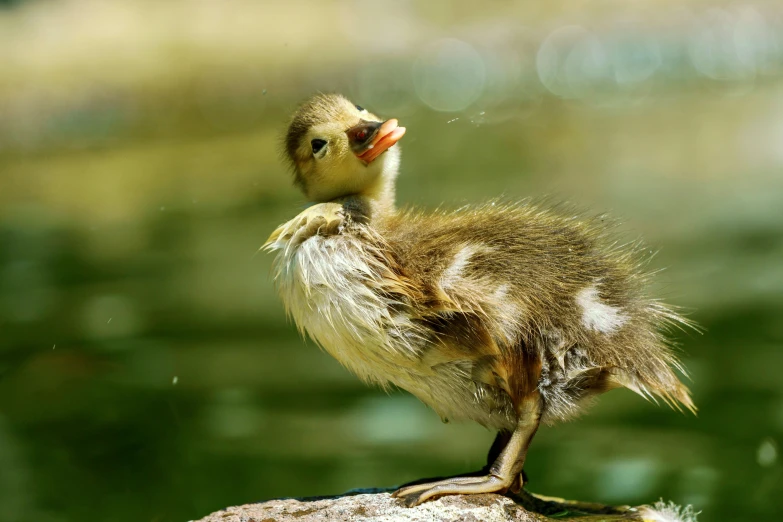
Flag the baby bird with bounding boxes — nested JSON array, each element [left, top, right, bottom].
[[265, 94, 695, 507]]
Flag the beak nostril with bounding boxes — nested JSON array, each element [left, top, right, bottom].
[[346, 118, 404, 163], [346, 120, 382, 149]]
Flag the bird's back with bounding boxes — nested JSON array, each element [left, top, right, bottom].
[[374, 202, 695, 422]]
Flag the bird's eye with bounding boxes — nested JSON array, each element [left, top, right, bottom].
[[355, 129, 368, 141], [355, 105, 364, 112], [311, 139, 327, 155]]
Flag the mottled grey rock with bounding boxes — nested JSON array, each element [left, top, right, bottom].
[[194, 490, 698, 522], [195, 492, 548, 522]]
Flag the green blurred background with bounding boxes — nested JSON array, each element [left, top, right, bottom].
[[1, 1, 782, 520]]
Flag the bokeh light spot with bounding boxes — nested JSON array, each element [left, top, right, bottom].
[[412, 38, 485, 112]]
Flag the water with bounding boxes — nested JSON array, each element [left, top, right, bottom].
[[1, 3, 783, 521]]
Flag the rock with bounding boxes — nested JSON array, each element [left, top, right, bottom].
[[196, 491, 548, 522], [194, 489, 699, 522]]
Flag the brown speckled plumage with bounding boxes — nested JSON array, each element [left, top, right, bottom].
[[374, 202, 695, 423], [265, 94, 696, 506]]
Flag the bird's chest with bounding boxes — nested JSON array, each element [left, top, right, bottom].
[[272, 234, 423, 384], [270, 233, 518, 431]]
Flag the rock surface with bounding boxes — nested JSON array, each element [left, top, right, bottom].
[[201, 493, 546, 522], [197, 492, 545, 522], [194, 490, 698, 522]]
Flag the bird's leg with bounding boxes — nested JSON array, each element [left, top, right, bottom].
[[485, 430, 511, 468], [483, 430, 526, 492], [393, 395, 541, 507]]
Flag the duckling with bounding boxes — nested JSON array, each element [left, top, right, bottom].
[[264, 93, 696, 507]]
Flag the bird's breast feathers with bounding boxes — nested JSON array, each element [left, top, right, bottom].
[[269, 229, 426, 384], [267, 228, 519, 429]]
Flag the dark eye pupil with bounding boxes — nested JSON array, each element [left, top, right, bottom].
[[311, 139, 326, 154], [355, 105, 364, 111], [356, 130, 367, 141]]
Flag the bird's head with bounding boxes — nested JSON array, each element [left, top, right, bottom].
[[284, 94, 406, 207]]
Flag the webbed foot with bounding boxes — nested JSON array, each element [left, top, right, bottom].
[[392, 474, 514, 507]]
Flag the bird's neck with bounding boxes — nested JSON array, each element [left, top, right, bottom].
[[358, 174, 396, 218], [353, 152, 400, 220]]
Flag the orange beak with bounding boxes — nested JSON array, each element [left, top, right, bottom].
[[347, 119, 406, 164]]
